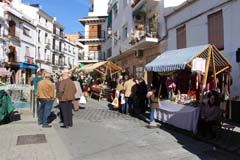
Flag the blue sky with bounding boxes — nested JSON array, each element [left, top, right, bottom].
[[22, 0, 90, 33]]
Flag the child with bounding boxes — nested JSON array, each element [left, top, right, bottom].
[[120, 90, 126, 113]]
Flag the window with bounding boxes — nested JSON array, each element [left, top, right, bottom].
[[25, 46, 30, 56], [8, 20, 16, 36], [23, 27, 31, 37], [122, 25, 128, 41], [114, 31, 119, 45], [39, 15, 41, 22], [134, 65, 144, 78], [44, 49, 47, 60], [45, 33, 48, 43], [0, 24, 2, 36], [208, 10, 224, 50], [45, 19, 48, 26], [37, 47, 40, 59], [176, 25, 186, 49], [52, 54, 55, 64], [107, 48, 112, 58], [38, 30, 41, 42], [68, 57, 70, 64]]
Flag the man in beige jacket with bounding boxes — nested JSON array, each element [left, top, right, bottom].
[[58, 71, 76, 128], [123, 77, 136, 114], [37, 72, 55, 128]]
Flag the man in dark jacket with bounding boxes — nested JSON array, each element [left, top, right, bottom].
[[58, 71, 76, 128]]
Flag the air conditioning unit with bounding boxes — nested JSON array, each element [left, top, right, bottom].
[[135, 50, 143, 58]]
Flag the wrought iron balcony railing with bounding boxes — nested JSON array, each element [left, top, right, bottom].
[[24, 56, 34, 64], [78, 51, 105, 61], [78, 30, 106, 40]]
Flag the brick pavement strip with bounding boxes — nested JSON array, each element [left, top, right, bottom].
[[0, 111, 71, 160]]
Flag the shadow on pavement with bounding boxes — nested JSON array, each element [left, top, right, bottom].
[[158, 122, 240, 159], [0, 111, 21, 125]]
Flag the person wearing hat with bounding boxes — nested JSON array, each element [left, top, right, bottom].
[[37, 72, 55, 128], [58, 70, 76, 128]]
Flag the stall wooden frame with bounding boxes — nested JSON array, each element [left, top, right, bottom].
[[146, 44, 232, 105]]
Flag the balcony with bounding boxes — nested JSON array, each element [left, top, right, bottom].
[[53, 45, 60, 53], [128, 29, 158, 50], [7, 31, 20, 42], [45, 41, 51, 50], [78, 30, 105, 44], [78, 51, 105, 63], [35, 57, 43, 63], [44, 58, 51, 64], [24, 56, 34, 64]]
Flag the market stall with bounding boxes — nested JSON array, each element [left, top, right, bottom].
[[76, 61, 122, 101], [146, 44, 232, 133]]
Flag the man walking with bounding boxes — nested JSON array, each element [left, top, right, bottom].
[[58, 71, 76, 128], [37, 72, 55, 128], [123, 77, 136, 115]]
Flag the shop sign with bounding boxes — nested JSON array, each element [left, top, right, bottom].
[[191, 58, 206, 73]]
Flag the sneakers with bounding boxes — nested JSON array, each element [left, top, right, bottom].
[[42, 125, 52, 128], [147, 121, 159, 128], [150, 121, 157, 127]]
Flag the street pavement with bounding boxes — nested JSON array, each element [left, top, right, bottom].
[[0, 98, 240, 160], [54, 98, 240, 160]]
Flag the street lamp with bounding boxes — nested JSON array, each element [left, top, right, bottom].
[[107, 27, 112, 36]]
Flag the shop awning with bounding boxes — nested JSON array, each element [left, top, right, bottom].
[[80, 61, 122, 76], [19, 62, 38, 70], [145, 44, 232, 74]]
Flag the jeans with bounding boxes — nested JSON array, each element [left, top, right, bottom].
[[168, 90, 172, 99], [121, 103, 126, 113], [150, 108, 156, 122], [125, 97, 133, 114], [38, 99, 53, 126]]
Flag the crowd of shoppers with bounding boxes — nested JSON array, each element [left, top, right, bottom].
[[34, 69, 223, 135]]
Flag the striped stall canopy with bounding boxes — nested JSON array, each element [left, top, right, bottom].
[[145, 44, 231, 74]]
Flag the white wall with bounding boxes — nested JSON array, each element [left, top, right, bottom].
[[20, 22, 36, 62], [166, 0, 240, 96], [111, 0, 134, 58], [88, 0, 109, 17]]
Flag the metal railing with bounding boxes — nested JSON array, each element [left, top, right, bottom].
[[24, 56, 34, 64], [8, 31, 20, 39], [78, 51, 105, 61], [79, 30, 106, 40]]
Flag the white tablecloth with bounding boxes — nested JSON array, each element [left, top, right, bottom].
[[155, 100, 200, 133]]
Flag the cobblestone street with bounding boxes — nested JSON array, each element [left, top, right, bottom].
[[54, 98, 240, 160]]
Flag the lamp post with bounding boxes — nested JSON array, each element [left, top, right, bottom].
[[107, 27, 112, 37]]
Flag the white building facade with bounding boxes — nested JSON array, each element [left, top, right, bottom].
[[78, 0, 109, 64], [52, 20, 64, 71], [0, 1, 37, 84], [14, 2, 54, 71], [107, 0, 165, 79], [62, 39, 77, 70], [165, 0, 240, 97]]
